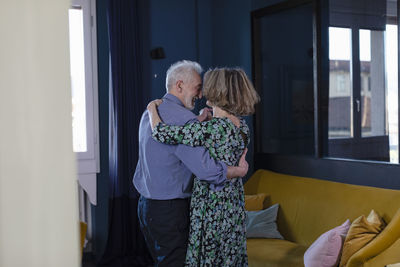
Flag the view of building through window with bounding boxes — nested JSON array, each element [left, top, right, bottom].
[[328, 27, 352, 138]]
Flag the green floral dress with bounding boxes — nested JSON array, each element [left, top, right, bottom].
[[152, 117, 249, 267]]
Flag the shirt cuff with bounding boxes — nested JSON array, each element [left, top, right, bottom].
[[209, 162, 228, 191]]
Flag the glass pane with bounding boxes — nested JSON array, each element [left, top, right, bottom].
[[359, 29, 372, 137], [254, 3, 314, 155], [328, 27, 352, 138], [326, 0, 398, 162], [68, 8, 87, 152], [386, 24, 399, 163], [360, 29, 386, 138]]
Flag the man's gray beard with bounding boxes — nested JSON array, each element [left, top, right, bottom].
[[185, 98, 196, 110]]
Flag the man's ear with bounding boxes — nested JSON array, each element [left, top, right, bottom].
[[176, 80, 183, 93]]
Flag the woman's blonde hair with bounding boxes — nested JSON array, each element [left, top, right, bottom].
[[203, 68, 260, 116]]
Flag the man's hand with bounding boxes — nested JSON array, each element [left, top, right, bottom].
[[197, 107, 213, 122], [237, 148, 249, 177], [226, 148, 249, 179]]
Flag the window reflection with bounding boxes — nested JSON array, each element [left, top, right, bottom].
[[252, 2, 314, 156]]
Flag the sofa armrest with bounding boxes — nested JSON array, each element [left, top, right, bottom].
[[347, 209, 400, 267]]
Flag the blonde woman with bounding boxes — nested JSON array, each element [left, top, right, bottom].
[[147, 68, 260, 266]]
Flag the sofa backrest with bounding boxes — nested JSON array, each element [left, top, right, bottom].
[[244, 169, 400, 246]]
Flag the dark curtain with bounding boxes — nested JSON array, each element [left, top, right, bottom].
[[99, 0, 152, 266]]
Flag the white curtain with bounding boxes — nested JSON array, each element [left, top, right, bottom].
[[0, 1, 80, 266]]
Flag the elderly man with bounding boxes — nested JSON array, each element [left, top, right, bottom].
[[133, 60, 248, 266]]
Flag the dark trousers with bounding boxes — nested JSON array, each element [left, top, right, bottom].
[[138, 196, 190, 267]]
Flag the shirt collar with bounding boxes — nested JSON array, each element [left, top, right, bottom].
[[163, 93, 184, 107]]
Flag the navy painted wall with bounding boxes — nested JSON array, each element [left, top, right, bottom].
[[142, 0, 259, 178], [92, 0, 302, 260], [252, 0, 284, 10], [148, 0, 199, 100], [211, 0, 252, 72], [92, 0, 400, 260], [209, 0, 254, 179], [92, 0, 256, 258]]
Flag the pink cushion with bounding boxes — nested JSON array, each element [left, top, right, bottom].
[[304, 220, 351, 267]]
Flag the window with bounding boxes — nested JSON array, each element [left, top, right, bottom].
[[251, 0, 400, 188], [328, 27, 352, 138], [68, 0, 99, 205], [69, 6, 88, 153], [326, 0, 398, 163]]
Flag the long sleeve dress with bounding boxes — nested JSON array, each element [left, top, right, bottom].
[[151, 117, 249, 267]]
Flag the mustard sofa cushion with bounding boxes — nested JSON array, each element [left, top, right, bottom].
[[245, 193, 269, 211], [340, 210, 385, 267], [247, 238, 307, 267]]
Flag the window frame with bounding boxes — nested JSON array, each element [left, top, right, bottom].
[[251, 0, 400, 189], [326, 25, 392, 161], [69, 0, 99, 204]]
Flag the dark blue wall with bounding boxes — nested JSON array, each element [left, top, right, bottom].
[[142, 0, 259, 178], [252, 0, 284, 10], [92, 0, 282, 260], [211, 0, 252, 72], [149, 0, 199, 99], [209, 0, 254, 178], [93, 0, 400, 260]]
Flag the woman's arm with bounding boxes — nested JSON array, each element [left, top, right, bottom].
[[147, 99, 216, 150], [152, 119, 214, 147], [147, 99, 163, 130], [146, 100, 248, 177], [154, 119, 247, 178], [147, 99, 215, 147]]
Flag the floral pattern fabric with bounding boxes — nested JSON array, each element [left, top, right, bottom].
[[152, 117, 249, 266]]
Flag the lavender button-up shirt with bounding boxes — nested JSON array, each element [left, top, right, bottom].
[[133, 93, 228, 200]]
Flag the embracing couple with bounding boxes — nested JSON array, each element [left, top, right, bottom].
[[133, 60, 260, 267]]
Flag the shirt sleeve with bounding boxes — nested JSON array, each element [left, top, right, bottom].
[[152, 119, 216, 147], [166, 117, 226, 188], [174, 144, 227, 189], [153, 116, 227, 189]]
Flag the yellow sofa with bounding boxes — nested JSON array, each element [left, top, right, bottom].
[[244, 169, 400, 267]]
